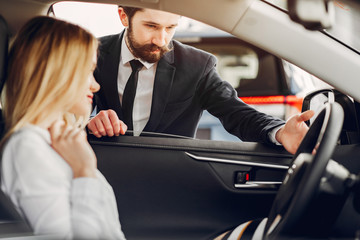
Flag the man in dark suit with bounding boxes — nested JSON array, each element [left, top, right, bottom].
[[88, 6, 314, 154]]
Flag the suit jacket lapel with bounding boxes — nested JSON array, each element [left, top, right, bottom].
[[100, 32, 124, 118], [144, 47, 176, 132]]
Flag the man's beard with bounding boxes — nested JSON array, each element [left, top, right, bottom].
[[126, 26, 172, 63]]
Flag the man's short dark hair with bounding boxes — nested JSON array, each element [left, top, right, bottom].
[[120, 6, 143, 22]]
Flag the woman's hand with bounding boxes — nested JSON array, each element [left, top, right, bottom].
[[49, 120, 97, 178]]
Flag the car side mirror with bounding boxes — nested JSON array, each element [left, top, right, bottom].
[[302, 89, 335, 126], [288, 0, 335, 30], [302, 89, 360, 144]]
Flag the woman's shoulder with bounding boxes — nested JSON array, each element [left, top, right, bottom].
[[6, 125, 50, 149], [2, 125, 71, 181], [2, 125, 56, 168]]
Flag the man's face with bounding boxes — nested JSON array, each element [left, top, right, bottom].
[[122, 8, 180, 63]]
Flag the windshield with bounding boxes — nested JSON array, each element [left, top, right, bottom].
[[265, 0, 360, 52], [325, 0, 360, 52]]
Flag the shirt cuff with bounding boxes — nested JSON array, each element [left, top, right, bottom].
[[71, 177, 102, 199], [268, 124, 285, 145]]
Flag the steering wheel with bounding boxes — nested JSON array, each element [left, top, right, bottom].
[[264, 102, 344, 239]]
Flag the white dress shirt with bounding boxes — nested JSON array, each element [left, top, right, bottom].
[[1, 125, 126, 240], [118, 31, 157, 136]]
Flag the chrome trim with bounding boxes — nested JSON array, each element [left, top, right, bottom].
[[185, 152, 288, 169], [235, 181, 283, 189]]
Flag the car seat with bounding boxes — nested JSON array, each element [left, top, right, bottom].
[[0, 14, 8, 138], [0, 14, 33, 236], [214, 218, 267, 240]]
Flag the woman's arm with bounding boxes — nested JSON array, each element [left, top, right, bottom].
[[1, 126, 125, 239]]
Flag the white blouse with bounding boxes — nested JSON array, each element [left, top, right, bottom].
[[1, 125, 126, 240]]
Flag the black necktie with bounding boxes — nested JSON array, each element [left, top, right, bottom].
[[122, 59, 143, 130]]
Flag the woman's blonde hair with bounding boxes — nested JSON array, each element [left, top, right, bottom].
[[1, 16, 98, 143]]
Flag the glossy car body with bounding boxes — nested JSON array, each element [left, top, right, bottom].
[[0, 0, 360, 239]]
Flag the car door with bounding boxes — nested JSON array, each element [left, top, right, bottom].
[[90, 133, 292, 240], [49, 2, 308, 239]]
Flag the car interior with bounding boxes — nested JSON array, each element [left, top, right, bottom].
[[0, 0, 360, 239], [0, 14, 32, 236]]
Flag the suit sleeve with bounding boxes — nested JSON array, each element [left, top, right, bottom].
[[196, 55, 285, 144]]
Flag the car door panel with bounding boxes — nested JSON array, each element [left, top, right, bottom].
[[89, 135, 292, 240]]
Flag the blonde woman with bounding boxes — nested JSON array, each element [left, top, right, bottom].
[[0, 16, 126, 239]]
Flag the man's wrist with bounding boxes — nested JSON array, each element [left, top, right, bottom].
[[269, 124, 284, 145]]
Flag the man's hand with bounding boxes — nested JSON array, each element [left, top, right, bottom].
[[87, 110, 128, 138], [275, 110, 315, 154]]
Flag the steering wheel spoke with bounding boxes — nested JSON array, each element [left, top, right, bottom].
[[273, 153, 313, 216]]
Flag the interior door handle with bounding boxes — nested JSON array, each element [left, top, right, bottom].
[[234, 181, 282, 189]]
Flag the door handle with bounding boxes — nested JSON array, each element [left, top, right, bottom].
[[234, 181, 282, 189]]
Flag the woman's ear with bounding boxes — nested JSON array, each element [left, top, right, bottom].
[[118, 7, 129, 27]]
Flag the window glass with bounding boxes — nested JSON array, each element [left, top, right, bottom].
[[325, 3, 360, 52], [51, 2, 325, 142], [52, 1, 123, 37]]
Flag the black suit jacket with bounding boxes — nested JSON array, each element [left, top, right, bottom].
[[94, 32, 285, 144]]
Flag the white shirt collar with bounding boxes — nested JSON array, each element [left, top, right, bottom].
[[121, 30, 154, 70]]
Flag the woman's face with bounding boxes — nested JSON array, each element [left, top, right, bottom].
[[69, 52, 100, 117]]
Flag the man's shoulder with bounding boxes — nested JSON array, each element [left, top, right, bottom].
[[98, 33, 122, 51], [172, 40, 211, 56], [99, 33, 120, 42], [172, 40, 216, 65]]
